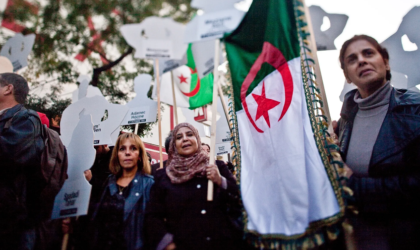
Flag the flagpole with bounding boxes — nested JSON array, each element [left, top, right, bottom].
[[134, 123, 139, 134], [302, 0, 331, 123], [170, 71, 179, 125], [155, 59, 164, 169], [207, 39, 220, 201]]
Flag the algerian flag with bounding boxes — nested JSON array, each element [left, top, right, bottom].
[[224, 0, 343, 247], [154, 44, 213, 109]]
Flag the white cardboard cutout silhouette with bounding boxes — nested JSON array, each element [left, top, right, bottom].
[[309, 6, 348, 51], [51, 111, 94, 219], [120, 17, 187, 60], [61, 75, 128, 146], [0, 56, 13, 73], [121, 74, 158, 125], [184, 1, 245, 43], [191, 40, 224, 79], [72, 85, 104, 103], [381, 6, 420, 89], [0, 33, 35, 72]]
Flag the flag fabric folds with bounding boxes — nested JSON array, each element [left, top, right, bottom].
[[154, 44, 214, 109], [224, 0, 344, 248]]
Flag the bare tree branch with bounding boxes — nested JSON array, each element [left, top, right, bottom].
[[90, 47, 134, 86]]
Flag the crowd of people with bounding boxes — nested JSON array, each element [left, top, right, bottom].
[[1, 34, 420, 250]]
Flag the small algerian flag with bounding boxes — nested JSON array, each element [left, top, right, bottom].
[[155, 44, 213, 109], [224, 0, 343, 248]]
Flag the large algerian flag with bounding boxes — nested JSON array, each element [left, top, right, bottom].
[[224, 0, 343, 248], [155, 44, 213, 109]]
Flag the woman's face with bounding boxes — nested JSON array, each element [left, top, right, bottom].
[[175, 127, 198, 157], [118, 138, 140, 170]]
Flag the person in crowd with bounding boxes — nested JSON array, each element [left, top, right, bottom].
[[0, 73, 45, 249], [145, 123, 243, 250], [49, 114, 61, 135], [335, 34, 420, 249], [201, 143, 210, 154], [146, 152, 152, 165], [84, 144, 113, 203], [88, 132, 154, 250], [151, 131, 173, 176]]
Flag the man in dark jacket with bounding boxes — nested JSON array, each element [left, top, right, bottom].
[[336, 35, 420, 250], [0, 73, 45, 249]]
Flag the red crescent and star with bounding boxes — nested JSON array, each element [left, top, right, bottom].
[[178, 67, 201, 97], [241, 42, 294, 133], [252, 82, 281, 128]]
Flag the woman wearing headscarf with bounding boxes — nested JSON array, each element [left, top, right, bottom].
[[145, 123, 243, 250], [88, 133, 154, 250]]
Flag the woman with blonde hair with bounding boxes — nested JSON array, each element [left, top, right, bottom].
[[89, 132, 154, 250]]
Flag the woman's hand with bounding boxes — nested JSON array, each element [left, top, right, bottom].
[[84, 170, 92, 182], [206, 164, 222, 186], [165, 243, 176, 250]]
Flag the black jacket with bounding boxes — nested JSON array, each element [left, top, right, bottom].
[[337, 88, 420, 216], [0, 104, 44, 245], [145, 160, 242, 250]]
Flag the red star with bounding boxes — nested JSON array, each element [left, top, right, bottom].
[[178, 74, 188, 84], [252, 82, 280, 128]]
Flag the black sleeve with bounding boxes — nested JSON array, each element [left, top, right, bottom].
[[0, 112, 43, 167], [216, 160, 239, 195], [145, 170, 169, 250]]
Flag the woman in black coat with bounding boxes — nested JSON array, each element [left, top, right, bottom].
[[145, 123, 243, 250]]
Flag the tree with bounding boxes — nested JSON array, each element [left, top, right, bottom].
[[1, 0, 194, 136]]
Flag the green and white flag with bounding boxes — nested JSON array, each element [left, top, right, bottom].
[[155, 44, 213, 109], [224, 0, 343, 248]]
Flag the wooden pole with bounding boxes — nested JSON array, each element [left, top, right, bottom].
[[302, 0, 331, 123], [134, 123, 139, 134], [207, 39, 220, 201], [61, 233, 69, 250], [170, 71, 179, 126], [155, 59, 164, 169]]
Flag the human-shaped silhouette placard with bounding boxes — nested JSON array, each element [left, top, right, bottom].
[[0, 33, 35, 71], [191, 39, 224, 79], [184, 0, 245, 43], [51, 111, 95, 219], [60, 75, 129, 147], [309, 6, 348, 51], [382, 6, 420, 89], [120, 16, 187, 60], [120, 74, 158, 125], [0, 56, 13, 73], [72, 84, 104, 103]]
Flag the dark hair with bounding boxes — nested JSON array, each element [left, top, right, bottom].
[[339, 35, 391, 81], [146, 152, 152, 164], [0, 73, 29, 104], [165, 131, 173, 154], [201, 143, 210, 151]]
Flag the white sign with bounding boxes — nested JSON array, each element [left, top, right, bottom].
[[184, 9, 245, 43], [142, 39, 174, 59], [122, 106, 151, 125], [215, 142, 231, 156], [191, 40, 224, 79], [52, 111, 95, 219], [158, 56, 187, 76], [121, 74, 158, 126], [120, 17, 187, 60], [0, 33, 35, 72]]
